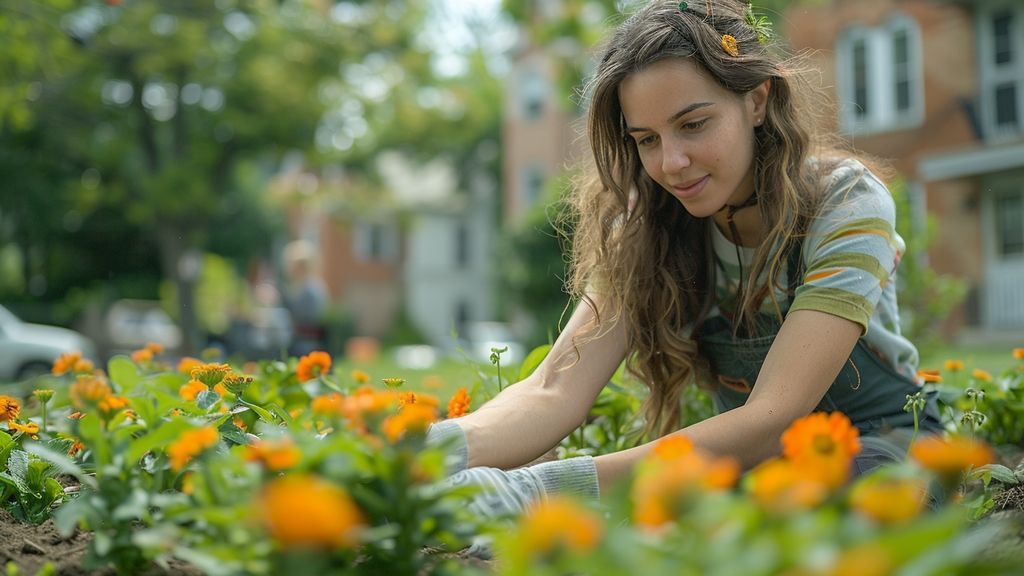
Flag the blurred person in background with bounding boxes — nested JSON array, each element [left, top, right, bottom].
[[282, 240, 328, 357]]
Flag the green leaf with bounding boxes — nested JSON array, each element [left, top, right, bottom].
[[24, 443, 96, 490], [266, 403, 294, 426], [78, 415, 109, 471], [126, 419, 194, 464], [196, 390, 221, 411], [107, 356, 141, 393], [518, 344, 552, 381], [239, 400, 277, 424], [971, 464, 1020, 486]]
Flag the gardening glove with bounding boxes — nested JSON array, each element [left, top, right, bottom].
[[446, 456, 600, 520], [425, 419, 470, 476]]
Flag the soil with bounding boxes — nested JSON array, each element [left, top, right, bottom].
[[0, 509, 201, 576]]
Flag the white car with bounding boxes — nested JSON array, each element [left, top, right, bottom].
[[0, 305, 96, 381]]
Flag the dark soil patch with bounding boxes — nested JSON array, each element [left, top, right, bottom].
[[0, 509, 199, 576]]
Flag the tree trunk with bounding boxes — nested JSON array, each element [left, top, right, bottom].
[[156, 224, 201, 357]]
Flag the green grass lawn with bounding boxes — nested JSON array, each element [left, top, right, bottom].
[[919, 342, 1021, 375]]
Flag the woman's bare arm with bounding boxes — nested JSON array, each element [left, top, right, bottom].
[[594, 309, 862, 489], [453, 297, 628, 470]]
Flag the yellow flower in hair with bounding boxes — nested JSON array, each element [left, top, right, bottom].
[[721, 34, 739, 57]]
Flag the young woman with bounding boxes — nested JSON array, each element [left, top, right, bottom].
[[428, 0, 941, 516]]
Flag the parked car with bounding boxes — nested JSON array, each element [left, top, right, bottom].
[[0, 305, 96, 381], [103, 299, 182, 357]]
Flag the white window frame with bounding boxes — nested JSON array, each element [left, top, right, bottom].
[[836, 14, 924, 135], [978, 2, 1024, 142], [353, 220, 399, 263]]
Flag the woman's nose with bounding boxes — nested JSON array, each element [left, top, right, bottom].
[[661, 136, 692, 174]]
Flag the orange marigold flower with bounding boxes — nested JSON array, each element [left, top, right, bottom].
[[398, 391, 438, 410], [131, 348, 154, 364], [97, 396, 131, 420], [721, 34, 740, 57], [781, 412, 861, 488], [943, 359, 964, 372], [72, 358, 95, 374], [52, 351, 83, 376], [181, 472, 194, 495], [69, 376, 113, 410], [971, 368, 992, 383], [68, 411, 85, 420], [68, 439, 85, 457], [191, 363, 232, 387], [0, 396, 21, 422], [296, 351, 331, 382], [245, 439, 301, 471], [916, 369, 942, 384], [7, 420, 39, 439], [515, 497, 603, 556], [144, 342, 164, 355], [632, 447, 739, 529], [447, 387, 471, 418], [1013, 348, 1024, 360], [167, 427, 220, 472], [177, 357, 203, 374], [179, 379, 209, 401], [849, 475, 927, 525], [222, 374, 253, 396], [909, 435, 995, 478], [382, 403, 438, 443], [258, 474, 364, 549], [826, 544, 892, 576], [748, 458, 829, 512], [233, 417, 247, 431], [311, 393, 346, 417], [351, 369, 370, 384]]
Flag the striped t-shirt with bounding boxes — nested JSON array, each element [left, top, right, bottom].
[[709, 159, 919, 380]]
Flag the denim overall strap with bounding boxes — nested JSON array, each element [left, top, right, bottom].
[[696, 239, 941, 436]]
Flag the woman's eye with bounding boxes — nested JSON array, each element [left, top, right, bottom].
[[636, 134, 657, 147], [682, 118, 708, 131]]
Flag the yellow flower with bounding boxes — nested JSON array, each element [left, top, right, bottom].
[[398, 391, 438, 410], [221, 374, 254, 396], [32, 389, 55, 404], [68, 439, 84, 457], [7, 420, 39, 439], [849, 475, 927, 525], [748, 458, 829, 512], [447, 387, 471, 418], [1013, 348, 1024, 360], [257, 474, 364, 549], [167, 427, 220, 471], [916, 369, 942, 384], [943, 359, 965, 372], [351, 369, 370, 384], [382, 403, 438, 443], [909, 435, 995, 478], [245, 439, 301, 471], [190, 363, 232, 387], [971, 368, 992, 383], [296, 351, 331, 382], [780, 412, 861, 488], [514, 497, 602, 557], [144, 342, 164, 355], [650, 435, 694, 461], [179, 379, 209, 401], [69, 376, 112, 410], [0, 396, 21, 422], [720, 34, 740, 57], [381, 377, 405, 388], [130, 348, 154, 364]]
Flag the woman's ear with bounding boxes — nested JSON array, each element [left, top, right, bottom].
[[748, 79, 771, 124]]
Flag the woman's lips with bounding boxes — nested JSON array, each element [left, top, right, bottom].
[[670, 175, 709, 200]]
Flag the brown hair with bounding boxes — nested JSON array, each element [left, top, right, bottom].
[[561, 0, 875, 438]]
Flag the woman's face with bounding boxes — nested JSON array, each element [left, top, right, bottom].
[[618, 58, 768, 218]]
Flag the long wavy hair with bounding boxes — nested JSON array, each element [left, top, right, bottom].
[[561, 0, 868, 438]]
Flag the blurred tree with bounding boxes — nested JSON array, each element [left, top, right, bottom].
[[0, 0, 482, 353]]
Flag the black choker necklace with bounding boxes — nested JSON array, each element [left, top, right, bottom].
[[718, 190, 759, 303]]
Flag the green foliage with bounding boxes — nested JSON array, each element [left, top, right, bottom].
[[891, 180, 968, 351]]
